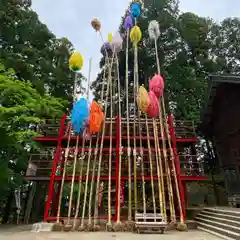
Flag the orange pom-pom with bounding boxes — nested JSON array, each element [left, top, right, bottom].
[[88, 101, 104, 133]]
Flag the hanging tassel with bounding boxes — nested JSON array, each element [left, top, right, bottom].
[[91, 19, 101, 31], [148, 20, 160, 40], [100, 42, 112, 57], [71, 98, 89, 133], [137, 85, 150, 113], [111, 32, 123, 53], [108, 33, 113, 44], [69, 52, 84, 72], [88, 101, 104, 133], [124, 14, 133, 30], [147, 91, 160, 118], [149, 74, 164, 99], [130, 26, 142, 45], [130, 2, 141, 18]]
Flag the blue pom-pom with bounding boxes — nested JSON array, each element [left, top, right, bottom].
[[130, 3, 141, 18], [71, 98, 89, 133]]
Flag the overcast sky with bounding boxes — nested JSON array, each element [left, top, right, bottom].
[[31, 0, 239, 91]]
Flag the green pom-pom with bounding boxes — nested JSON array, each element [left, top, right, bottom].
[[70, 66, 81, 72]]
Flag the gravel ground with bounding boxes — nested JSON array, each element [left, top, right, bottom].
[[0, 229, 222, 240]]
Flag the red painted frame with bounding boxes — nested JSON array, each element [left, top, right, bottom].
[[43, 114, 66, 222], [27, 175, 207, 182], [168, 115, 186, 221], [34, 114, 206, 222]]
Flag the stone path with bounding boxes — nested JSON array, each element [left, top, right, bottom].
[[0, 230, 222, 240]]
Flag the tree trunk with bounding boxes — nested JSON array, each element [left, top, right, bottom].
[[2, 189, 14, 224]]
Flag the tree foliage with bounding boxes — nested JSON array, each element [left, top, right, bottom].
[[0, 0, 86, 102], [0, 0, 85, 204], [0, 59, 65, 199], [91, 0, 240, 123]]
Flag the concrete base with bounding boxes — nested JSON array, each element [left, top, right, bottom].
[[30, 219, 197, 233], [31, 222, 54, 232]]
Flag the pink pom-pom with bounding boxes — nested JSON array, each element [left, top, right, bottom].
[[147, 91, 159, 118], [149, 74, 164, 99]]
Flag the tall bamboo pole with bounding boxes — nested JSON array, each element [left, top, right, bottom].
[[88, 57, 109, 228], [76, 59, 93, 230], [134, 49, 146, 217], [115, 53, 123, 225], [56, 71, 79, 225], [133, 46, 138, 218], [106, 55, 113, 230], [153, 121, 167, 219], [67, 136, 79, 225], [56, 127, 71, 224], [125, 28, 132, 222], [93, 52, 115, 230], [152, 120, 164, 217], [144, 116, 157, 218], [154, 38, 186, 229]]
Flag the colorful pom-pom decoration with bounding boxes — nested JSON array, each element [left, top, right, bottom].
[[90, 101, 102, 113], [108, 33, 113, 44], [112, 32, 123, 53], [130, 2, 141, 18], [91, 18, 101, 31], [149, 74, 164, 99], [69, 52, 83, 72], [88, 101, 105, 133], [147, 91, 160, 118], [100, 42, 112, 57], [71, 98, 89, 133], [124, 14, 133, 30], [130, 26, 142, 45], [134, 0, 144, 8], [148, 20, 160, 40], [137, 86, 149, 113]]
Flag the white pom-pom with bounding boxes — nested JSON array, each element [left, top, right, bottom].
[[148, 20, 160, 40], [112, 32, 123, 53]]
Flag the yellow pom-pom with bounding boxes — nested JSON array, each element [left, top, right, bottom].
[[69, 52, 83, 72], [91, 19, 101, 31], [108, 33, 113, 44], [130, 26, 142, 45], [137, 86, 149, 113], [134, 0, 144, 8]]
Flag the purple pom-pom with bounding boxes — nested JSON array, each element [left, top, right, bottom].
[[124, 15, 133, 30]]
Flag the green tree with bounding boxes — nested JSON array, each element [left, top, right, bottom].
[[92, 1, 240, 124], [0, 59, 65, 200], [0, 0, 86, 103], [92, 0, 180, 117]]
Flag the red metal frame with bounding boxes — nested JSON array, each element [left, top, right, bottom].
[[43, 114, 66, 222], [36, 136, 197, 143], [31, 114, 206, 223], [168, 115, 186, 221], [27, 175, 206, 182]]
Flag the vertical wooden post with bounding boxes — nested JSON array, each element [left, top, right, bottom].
[[168, 115, 186, 221], [44, 114, 67, 222]]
